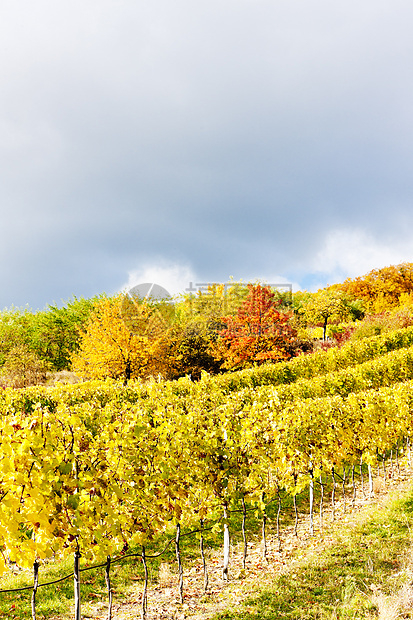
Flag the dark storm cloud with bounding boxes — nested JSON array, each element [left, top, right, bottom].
[[1, 0, 413, 307]]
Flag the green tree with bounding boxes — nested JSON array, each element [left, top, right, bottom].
[[29, 297, 97, 371], [0, 297, 96, 375]]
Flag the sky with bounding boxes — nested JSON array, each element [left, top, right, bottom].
[[2, 0, 413, 309]]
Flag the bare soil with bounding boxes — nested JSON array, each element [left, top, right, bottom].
[[74, 466, 412, 620]]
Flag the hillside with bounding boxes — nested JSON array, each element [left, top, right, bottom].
[[1, 317, 413, 617]]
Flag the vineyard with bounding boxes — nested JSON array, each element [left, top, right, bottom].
[[2, 325, 413, 618]]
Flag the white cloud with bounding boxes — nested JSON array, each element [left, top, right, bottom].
[[241, 273, 301, 296], [309, 228, 411, 285], [121, 261, 197, 298], [121, 265, 302, 300]]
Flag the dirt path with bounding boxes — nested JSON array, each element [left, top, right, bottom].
[[76, 466, 412, 620]]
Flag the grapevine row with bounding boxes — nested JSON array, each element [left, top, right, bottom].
[[272, 343, 413, 404], [213, 324, 413, 392], [3, 326, 413, 420], [2, 324, 413, 422], [0, 377, 412, 574]]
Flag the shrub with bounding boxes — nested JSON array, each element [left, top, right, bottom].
[[0, 345, 50, 388]]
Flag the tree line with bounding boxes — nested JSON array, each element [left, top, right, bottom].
[[3, 261, 413, 386]]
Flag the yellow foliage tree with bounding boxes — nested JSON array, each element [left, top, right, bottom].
[[71, 295, 156, 382], [298, 290, 349, 340], [338, 262, 413, 313]]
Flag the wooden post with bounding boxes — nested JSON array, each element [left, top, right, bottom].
[[352, 464, 356, 508], [319, 471, 324, 531], [276, 488, 282, 552], [261, 493, 267, 561], [293, 494, 299, 536], [360, 456, 365, 497], [293, 473, 299, 536], [241, 497, 247, 570], [331, 467, 336, 520], [141, 547, 148, 620], [382, 452, 386, 482], [396, 441, 400, 475], [175, 523, 184, 603], [309, 468, 314, 535], [200, 520, 208, 593], [105, 556, 112, 620], [222, 504, 230, 580], [31, 560, 39, 620], [368, 463, 373, 497], [74, 551, 81, 620]]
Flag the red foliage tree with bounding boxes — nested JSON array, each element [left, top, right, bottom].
[[213, 284, 297, 370]]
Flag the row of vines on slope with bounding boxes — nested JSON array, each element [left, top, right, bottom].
[[213, 324, 413, 392], [0, 375, 412, 575], [4, 324, 413, 415]]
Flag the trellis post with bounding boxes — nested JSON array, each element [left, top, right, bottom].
[[31, 560, 39, 620], [105, 556, 112, 620], [74, 551, 81, 620]]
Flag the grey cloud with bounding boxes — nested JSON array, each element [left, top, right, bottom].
[[1, 1, 413, 307]]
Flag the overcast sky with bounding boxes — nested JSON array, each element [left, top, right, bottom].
[[1, 0, 413, 309]]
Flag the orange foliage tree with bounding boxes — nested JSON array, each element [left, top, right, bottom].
[[212, 284, 298, 370], [338, 262, 413, 313]]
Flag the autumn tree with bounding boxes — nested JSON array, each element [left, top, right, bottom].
[[147, 282, 245, 380], [71, 295, 157, 382], [212, 284, 298, 370], [159, 316, 223, 380], [298, 289, 351, 340], [337, 262, 413, 313]]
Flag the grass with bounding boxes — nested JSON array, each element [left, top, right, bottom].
[[0, 469, 412, 619], [214, 487, 413, 619], [0, 470, 317, 618]]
